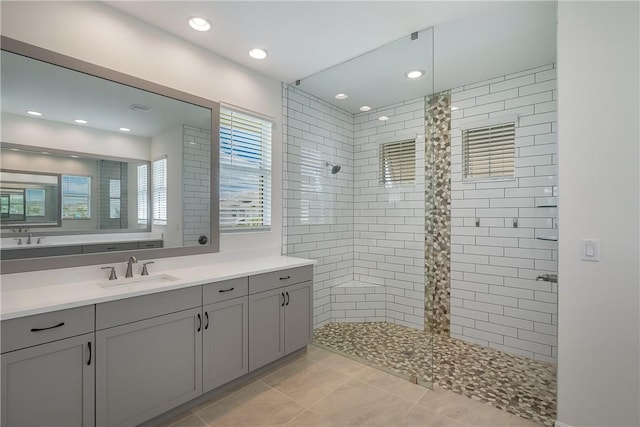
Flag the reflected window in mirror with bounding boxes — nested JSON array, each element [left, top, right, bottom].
[[219, 108, 272, 232], [152, 157, 167, 226], [62, 175, 91, 220], [137, 164, 149, 225]]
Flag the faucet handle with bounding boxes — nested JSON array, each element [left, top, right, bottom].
[[14, 238, 23, 245], [101, 266, 118, 280], [141, 261, 155, 276]]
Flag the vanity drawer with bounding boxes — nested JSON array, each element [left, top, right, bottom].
[[82, 242, 138, 254], [203, 277, 248, 304], [96, 287, 201, 330], [248, 266, 313, 294], [1, 305, 94, 353]]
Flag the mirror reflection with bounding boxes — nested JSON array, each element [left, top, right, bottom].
[[1, 50, 213, 258], [0, 170, 60, 227]]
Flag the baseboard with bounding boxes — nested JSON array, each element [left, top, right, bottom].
[[555, 421, 573, 427]]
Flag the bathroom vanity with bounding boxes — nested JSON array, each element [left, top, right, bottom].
[[0, 256, 314, 427]]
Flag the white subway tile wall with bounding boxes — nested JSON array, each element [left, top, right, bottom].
[[283, 86, 355, 328], [353, 98, 426, 330], [450, 64, 558, 362], [183, 125, 211, 246]]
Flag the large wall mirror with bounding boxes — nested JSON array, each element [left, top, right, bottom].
[[0, 37, 220, 272]]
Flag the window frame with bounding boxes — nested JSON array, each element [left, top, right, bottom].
[[461, 116, 517, 182], [379, 139, 417, 188], [219, 107, 273, 233], [152, 157, 168, 226]]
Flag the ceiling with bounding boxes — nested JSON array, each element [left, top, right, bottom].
[[105, 1, 557, 114]]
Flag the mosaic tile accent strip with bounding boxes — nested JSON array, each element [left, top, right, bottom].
[[425, 92, 452, 335], [314, 322, 556, 427]]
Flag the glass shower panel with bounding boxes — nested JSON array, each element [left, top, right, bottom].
[[283, 27, 435, 388]]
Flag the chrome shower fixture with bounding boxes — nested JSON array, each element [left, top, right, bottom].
[[326, 162, 341, 174]]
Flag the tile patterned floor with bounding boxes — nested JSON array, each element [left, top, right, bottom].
[[312, 322, 556, 427], [160, 345, 543, 427]]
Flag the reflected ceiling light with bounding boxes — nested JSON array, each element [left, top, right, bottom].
[[10, 148, 20, 152], [334, 93, 348, 100], [74, 119, 88, 124], [70, 155, 79, 158], [406, 69, 424, 79], [129, 104, 152, 113], [26, 110, 42, 116], [119, 127, 131, 132], [249, 48, 268, 59], [359, 106, 371, 112], [378, 116, 389, 121], [188, 16, 211, 32], [451, 106, 459, 111], [40, 151, 49, 155]]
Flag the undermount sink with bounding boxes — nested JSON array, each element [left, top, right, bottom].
[[98, 274, 180, 289]]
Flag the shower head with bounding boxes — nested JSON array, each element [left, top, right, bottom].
[[326, 162, 341, 174]]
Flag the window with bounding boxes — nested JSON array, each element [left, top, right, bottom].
[[152, 158, 167, 225], [463, 122, 515, 180], [137, 164, 148, 225], [109, 179, 121, 219], [62, 175, 90, 219], [25, 189, 46, 217], [379, 140, 416, 187], [219, 108, 272, 230]]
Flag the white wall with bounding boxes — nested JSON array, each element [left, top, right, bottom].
[[1, 0, 283, 255], [557, 2, 639, 426], [450, 65, 558, 363]]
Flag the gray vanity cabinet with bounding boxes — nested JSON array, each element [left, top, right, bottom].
[[1, 306, 95, 427], [95, 289, 203, 427], [202, 297, 249, 391], [248, 267, 313, 371]]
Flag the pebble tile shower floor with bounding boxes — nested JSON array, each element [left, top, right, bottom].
[[313, 322, 556, 427]]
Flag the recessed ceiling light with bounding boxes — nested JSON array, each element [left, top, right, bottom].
[[451, 106, 459, 111], [74, 119, 88, 124], [249, 48, 268, 59], [335, 93, 348, 100], [378, 116, 390, 121], [26, 110, 42, 116], [359, 106, 372, 112], [188, 16, 211, 32], [406, 70, 424, 79], [119, 127, 131, 132]]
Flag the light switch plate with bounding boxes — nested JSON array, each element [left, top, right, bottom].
[[581, 239, 599, 261]]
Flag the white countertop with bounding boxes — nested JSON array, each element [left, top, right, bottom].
[[1, 232, 163, 250], [0, 254, 315, 321]]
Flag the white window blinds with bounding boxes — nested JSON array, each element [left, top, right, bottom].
[[152, 158, 167, 225], [463, 122, 515, 179], [137, 164, 148, 225], [219, 108, 272, 230], [379, 140, 416, 186]]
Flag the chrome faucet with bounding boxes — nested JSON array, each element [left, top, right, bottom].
[[26, 233, 32, 245], [125, 256, 138, 278]]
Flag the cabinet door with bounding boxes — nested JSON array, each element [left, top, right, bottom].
[[96, 308, 202, 427], [203, 297, 248, 392], [248, 288, 285, 371], [1, 333, 94, 427], [284, 281, 313, 354]]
